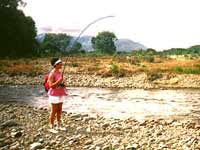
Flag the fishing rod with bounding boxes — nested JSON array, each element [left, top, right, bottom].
[[62, 15, 115, 75]]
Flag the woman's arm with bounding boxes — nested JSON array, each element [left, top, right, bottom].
[[48, 73, 63, 89]]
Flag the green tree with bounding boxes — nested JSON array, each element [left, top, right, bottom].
[[91, 31, 117, 54], [188, 45, 200, 54], [146, 48, 157, 55], [0, 0, 37, 57], [39, 33, 72, 55], [70, 42, 82, 54], [0, 0, 25, 8]]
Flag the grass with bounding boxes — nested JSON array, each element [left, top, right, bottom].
[[174, 66, 200, 74], [0, 55, 200, 76]]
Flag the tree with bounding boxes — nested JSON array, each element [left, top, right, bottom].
[[188, 45, 200, 54], [0, 0, 25, 8], [70, 42, 82, 54], [92, 31, 117, 54], [146, 48, 157, 55], [39, 33, 72, 55], [0, 0, 37, 57]]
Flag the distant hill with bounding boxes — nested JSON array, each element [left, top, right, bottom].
[[115, 39, 146, 51], [77, 36, 93, 51], [36, 34, 146, 52]]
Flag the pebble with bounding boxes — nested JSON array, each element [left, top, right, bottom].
[[30, 142, 43, 150], [11, 131, 22, 138], [1, 120, 19, 129]]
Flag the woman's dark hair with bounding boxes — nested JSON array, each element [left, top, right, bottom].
[[51, 57, 59, 66]]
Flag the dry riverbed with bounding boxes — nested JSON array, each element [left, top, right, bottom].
[[0, 103, 200, 150]]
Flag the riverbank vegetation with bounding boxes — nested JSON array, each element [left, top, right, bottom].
[[0, 54, 200, 77]]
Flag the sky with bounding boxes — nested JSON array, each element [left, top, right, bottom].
[[22, 0, 200, 50]]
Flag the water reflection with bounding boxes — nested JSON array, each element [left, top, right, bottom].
[[0, 85, 199, 121]]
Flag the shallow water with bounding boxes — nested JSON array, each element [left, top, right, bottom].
[[0, 85, 200, 121]]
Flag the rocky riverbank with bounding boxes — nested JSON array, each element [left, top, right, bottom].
[[0, 103, 200, 150], [1, 72, 200, 149], [1, 72, 200, 89]]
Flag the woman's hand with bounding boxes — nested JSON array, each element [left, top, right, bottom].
[[53, 77, 63, 88], [59, 79, 66, 88]]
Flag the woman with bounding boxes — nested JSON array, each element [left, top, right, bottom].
[[48, 57, 67, 130]]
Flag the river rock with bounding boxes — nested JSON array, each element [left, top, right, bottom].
[[84, 139, 93, 145], [1, 120, 19, 129], [11, 131, 22, 138], [30, 142, 44, 150]]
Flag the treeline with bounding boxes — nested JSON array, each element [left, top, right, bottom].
[[26, 32, 200, 57], [161, 45, 200, 56], [0, 0, 37, 57], [129, 46, 200, 57], [36, 31, 117, 56]]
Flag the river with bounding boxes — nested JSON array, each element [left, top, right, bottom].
[[0, 85, 199, 122]]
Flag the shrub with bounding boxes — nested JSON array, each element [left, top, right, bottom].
[[195, 64, 200, 68], [131, 56, 141, 65], [144, 55, 155, 63], [184, 68, 200, 74], [173, 66, 200, 74], [174, 66, 183, 73], [71, 62, 79, 67], [110, 64, 120, 74], [109, 63, 125, 77]]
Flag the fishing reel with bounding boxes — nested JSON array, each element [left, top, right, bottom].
[[59, 83, 65, 88]]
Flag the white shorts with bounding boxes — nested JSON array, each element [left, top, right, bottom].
[[48, 95, 65, 104]]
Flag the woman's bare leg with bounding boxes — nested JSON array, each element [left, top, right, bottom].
[[50, 104, 57, 128], [56, 102, 63, 126]]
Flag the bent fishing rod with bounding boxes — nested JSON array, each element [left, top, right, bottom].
[[61, 15, 115, 75]]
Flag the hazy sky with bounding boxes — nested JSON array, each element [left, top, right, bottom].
[[22, 0, 200, 50]]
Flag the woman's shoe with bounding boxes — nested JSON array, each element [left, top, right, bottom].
[[56, 124, 66, 131]]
